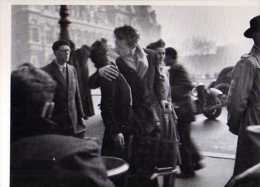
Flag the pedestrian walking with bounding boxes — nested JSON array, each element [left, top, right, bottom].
[[42, 40, 87, 138], [146, 39, 179, 186], [165, 47, 203, 178]]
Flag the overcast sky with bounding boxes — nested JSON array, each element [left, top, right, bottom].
[[153, 5, 260, 56]]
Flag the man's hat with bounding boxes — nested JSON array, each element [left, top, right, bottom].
[[244, 15, 260, 38], [52, 40, 71, 51]]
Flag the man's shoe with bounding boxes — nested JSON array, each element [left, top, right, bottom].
[[193, 162, 204, 171], [176, 172, 195, 178]]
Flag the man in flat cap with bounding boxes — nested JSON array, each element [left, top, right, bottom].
[[42, 40, 87, 137], [225, 15, 260, 187]]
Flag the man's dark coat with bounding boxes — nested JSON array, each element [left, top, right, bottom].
[[42, 61, 86, 135]]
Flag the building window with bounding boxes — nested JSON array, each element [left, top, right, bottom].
[[131, 18, 138, 28], [115, 16, 124, 26], [45, 27, 54, 44], [31, 27, 40, 42], [31, 56, 39, 67]]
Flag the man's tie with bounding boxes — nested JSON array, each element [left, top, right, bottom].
[[61, 66, 67, 79]]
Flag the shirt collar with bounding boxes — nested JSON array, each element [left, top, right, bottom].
[[130, 47, 137, 56], [250, 45, 260, 62], [55, 60, 67, 70], [254, 44, 260, 52]]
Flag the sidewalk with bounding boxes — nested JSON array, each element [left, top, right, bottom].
[[86, 115, 235, 187], [176, 156, 234, 187]]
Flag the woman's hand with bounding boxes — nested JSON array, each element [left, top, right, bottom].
[[114, 133, 125, 147], [160, 100, 172, 112], [98, 65, 119, 81]]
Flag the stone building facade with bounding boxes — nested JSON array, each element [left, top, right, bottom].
[[12, 5, 161, 68]]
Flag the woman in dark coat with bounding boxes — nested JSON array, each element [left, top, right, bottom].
[[165, 47, 203, 178], [146, 39, 179, 187], [90, 38, 132, 158]]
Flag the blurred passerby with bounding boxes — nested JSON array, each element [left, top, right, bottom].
[[11, 63, 114, 187], [225, 15, 260, 187], [165, 47, 203, 178]]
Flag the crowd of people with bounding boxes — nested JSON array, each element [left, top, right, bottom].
[[10, 15, 260, 187]]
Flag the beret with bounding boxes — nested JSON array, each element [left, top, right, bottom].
[[11, 135, 114, 187], [52, 40, 71, 51]]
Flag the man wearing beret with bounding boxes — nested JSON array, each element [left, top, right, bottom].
[[42, 40, 87, 137], [11, 63, 114, 187], [225, 15, 260, 187]]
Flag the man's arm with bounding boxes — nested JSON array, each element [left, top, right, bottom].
[[89, 71, 100, 89], [73, 67, 86, 119], [89, 65, 119, 89], [170, 64, 193, 98], [227, 58, 255, 134]]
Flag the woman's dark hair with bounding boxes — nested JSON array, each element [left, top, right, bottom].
[[114, 25, 140, 48], [74, 44, 91, 64], [165, 47, 178, 60], [90, 38, 108, 68], [146, 39, 166, 50]]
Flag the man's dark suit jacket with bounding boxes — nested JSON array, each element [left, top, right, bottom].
[[42, 61, 86, 135], [11, 134, 114, 187]]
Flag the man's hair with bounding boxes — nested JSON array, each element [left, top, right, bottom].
[[114, 25, 140, 48], [52, 40, 71, 52], [146, 39, 166, 50], [165, 47, 178, 60], [11, 63, 56, 117], [90, 38, 108, 68]]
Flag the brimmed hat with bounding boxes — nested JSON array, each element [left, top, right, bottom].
[[244, 15, 260, 38]]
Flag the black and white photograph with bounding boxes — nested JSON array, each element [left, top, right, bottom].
[[1, 0, 260, 187]]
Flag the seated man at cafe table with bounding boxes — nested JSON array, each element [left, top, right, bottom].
[[10, 63, 114, 187]]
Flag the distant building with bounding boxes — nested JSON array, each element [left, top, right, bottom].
[[11, 5, 161, 69], [181, 44, 239, 84]]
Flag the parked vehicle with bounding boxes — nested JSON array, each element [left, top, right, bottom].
[[191, 84, 227, 120], [209, 66, 233, 95]]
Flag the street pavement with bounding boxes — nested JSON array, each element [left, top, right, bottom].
[[191, 108, 237, 157], [175, 156, 234, 187]]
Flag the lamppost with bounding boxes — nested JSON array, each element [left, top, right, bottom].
[[59, 5, 71, 41], [59, 5, 76, 53]]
